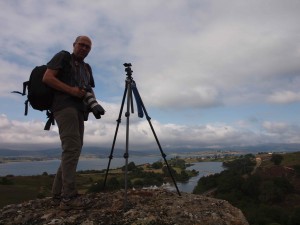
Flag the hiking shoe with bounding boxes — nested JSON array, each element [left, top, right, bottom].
[[59, 196, 91, 210]]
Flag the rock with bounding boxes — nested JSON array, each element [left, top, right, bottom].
[[0, 189, 249, 225]]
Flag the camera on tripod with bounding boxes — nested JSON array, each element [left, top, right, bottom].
[[124, 63, 132, 75], [103, 62, 181, 204], [83, 86, 105, 119]]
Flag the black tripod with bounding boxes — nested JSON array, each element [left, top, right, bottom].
[[103, 63, 181, 208]]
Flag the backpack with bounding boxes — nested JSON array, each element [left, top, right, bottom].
[[12, 50, 95, 130], [12, 50, 71, 130], [12, 51, 72, 130], [27, 65, 53, 111]]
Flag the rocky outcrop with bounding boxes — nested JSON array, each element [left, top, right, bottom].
[[0, 189, 249, 225]]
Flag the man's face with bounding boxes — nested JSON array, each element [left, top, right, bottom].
[[73, 37, 92, 60]]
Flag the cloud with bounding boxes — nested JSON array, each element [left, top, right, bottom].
[[267, 91, 300, 104], [262, 121, 300, 143], [1, 110, 299, 151], [1, 0, 300, 150]]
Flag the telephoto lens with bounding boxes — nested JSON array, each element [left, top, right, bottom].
[[83, 91, 105, 119]]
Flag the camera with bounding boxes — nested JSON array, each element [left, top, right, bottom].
[[83, 87, 105, 119], [124, 63, 133, 75], [123, 63, 132, 67]]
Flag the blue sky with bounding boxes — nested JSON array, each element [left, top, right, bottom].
[[1, 0, 300, 151]]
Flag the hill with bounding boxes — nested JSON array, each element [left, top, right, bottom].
[[1, 142, 300, 158], [193, 152, 300, 225], [0, 189, 249, 225]]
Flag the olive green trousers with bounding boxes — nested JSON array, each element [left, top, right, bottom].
[[52, 107, 84, 198]]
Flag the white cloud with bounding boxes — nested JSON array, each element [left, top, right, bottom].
[[262, 121, 300, 143], [267, 91, 300, 104], [1, 0, 300, 149], [1, 111, 298, 150]]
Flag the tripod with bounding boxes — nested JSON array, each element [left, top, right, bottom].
[[103, 63, 181, 209]]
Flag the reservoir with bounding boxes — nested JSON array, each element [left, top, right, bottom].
[[0, 157, 224, 193]]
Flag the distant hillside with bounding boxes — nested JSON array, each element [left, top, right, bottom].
[[229, 143, 300, 153], [1, 143, 299, 158], [0, 147, 159, 158], [0, 148, 61, 158]]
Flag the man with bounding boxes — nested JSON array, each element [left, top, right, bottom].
[[43, 36, 104, 210]]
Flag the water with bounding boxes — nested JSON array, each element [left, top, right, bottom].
[[0, 157, 224, 193], [176, 161, 224, 193], [0, 156, 162, 176]]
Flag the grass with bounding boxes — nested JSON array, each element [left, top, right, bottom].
[[0, 173, 100, 208], [282, 151, 300, 166], [0, 185, 39, 207]]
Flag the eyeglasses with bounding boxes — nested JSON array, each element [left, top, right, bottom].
[[77, 42, 91, 50]]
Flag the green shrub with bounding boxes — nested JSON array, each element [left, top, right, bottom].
[[271, 154, 283, 165]]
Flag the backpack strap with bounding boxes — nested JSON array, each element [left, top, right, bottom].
[[23, 81, 29, 115], [11, 81, 28, 95], [84, 63, 95, 88], [12, 81, 30, 115], [44, 110, 55, 130], [44, 51, 70, 130], [24, 99, 29, 116], [23, 81, 29, 95]]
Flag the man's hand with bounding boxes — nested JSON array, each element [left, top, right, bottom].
[[71, 87, 86, 98], [91, 104, 105, 119]]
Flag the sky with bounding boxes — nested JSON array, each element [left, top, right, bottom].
[[1, 0, 300, 152]]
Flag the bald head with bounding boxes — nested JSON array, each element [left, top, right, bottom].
[[73, 36, 92, 61]]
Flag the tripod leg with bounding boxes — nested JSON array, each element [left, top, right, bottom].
[[103, 85, 128, 189], [123, 79, 133, 209], [134, 87, 181, 196]]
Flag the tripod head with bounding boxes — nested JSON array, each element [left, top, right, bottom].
[[124, 63, 133, 78]]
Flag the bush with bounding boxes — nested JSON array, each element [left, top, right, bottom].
[[293, 165, 300, 177], [152, 161, 163, 169], [88, 179, 105, 193], [0, 177, 13, 185], [247, 205, 288, 225], [132, 179, 144, 188], [288, 206, 300, 225], [122, 162, 137, 171], [241, 175, 261, 197], [258, 177, 292, 204], [88, 177, 125, 193], [162, 165, 177, 177], [193, 173, 220, 194], [271, 154, 283, 165], [223, 155, 256, 175]]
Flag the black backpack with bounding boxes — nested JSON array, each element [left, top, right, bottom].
[[12, 51, 72, 130], [27, 65, 54, 111], [12, 50, 71, 130], [12, 50, 95, 130]]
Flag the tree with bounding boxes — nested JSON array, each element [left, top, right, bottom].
[[222, 155, 256, 175], [162, 165, 177, 177], [122, 162, 137, 171], [241, 175, 261, 197], [152, 161, 163, 169]]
